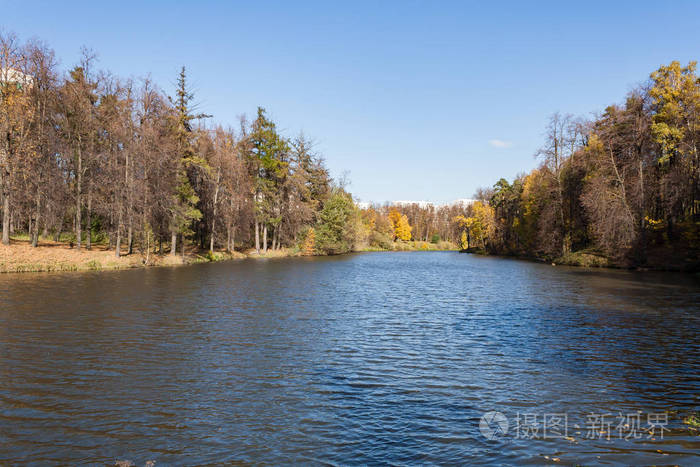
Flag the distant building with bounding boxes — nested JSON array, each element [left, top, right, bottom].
[[0, 67, 34, 90], [393, 199, 475, 208], [356, 199, 475, 209]]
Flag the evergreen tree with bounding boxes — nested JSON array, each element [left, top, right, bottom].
[[248, 107, 289, 253], [168, 66, 209, 255]]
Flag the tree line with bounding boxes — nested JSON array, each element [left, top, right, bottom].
[[3, 31, 697, 267], [452, 61, 700, 270], [359, 203, 467, 249], [0, 32, 371, 257]]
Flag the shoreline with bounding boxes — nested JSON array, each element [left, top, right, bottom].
[[0, 238, 460, 275], [460, 248, 700, 274], [0, 239, 307, 274], [7, 239, 695, 275]]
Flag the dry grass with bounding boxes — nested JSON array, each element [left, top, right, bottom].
[[0, 237, 290, 274], [0, 238, 147, 273], [243, 247, 298, 258], [554, 251, 610, 268]]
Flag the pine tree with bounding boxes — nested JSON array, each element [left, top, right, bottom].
[[168, 66, 209, 255], [248, 107, 289, 253]]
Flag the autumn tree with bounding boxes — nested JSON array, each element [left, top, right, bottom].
[[57, 53, 100, 250], [0, 32, 36, 245], [388, 208, 413, 241], [649, 61, 700, 223], [24, 40, 59, 247]]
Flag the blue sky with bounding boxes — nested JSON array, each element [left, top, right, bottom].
[[4, 1, 700, 203]]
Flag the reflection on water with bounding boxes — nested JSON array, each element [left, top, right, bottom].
[[0, 252, 698, 465]]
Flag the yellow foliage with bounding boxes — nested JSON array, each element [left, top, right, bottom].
[[302, 227, 315, 255], [460, 230, 468, 250], [649, 61, 700, 163], [389, 209, 412, 241], [453, 214, 468, 228], [362, 208, 377, 231], [644, 216, 665, 231], [396, 214, 412, 241], [453, 202, 495, 249]]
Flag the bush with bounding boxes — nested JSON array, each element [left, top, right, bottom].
[[430, 233, 441, 244], [369, 230, 393, 250]]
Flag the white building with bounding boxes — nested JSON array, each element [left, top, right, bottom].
[[0, 67, 34, 89], [357, 199, 475, 209]]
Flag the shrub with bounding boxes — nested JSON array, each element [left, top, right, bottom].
[[369, 230, 393, 250]]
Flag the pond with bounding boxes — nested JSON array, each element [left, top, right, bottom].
[[0, 252, 698, 465]]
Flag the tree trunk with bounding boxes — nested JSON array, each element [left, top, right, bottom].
[[638, 158, 646, 264], [170, 227, 177, 256], [2, 189, 10, 245], [86, 189, 92, 250], [210, 170, 220, 253], [126, 150, 133, 255], [255, 221, 260, 254], [31, 193, 41, 247], [115, 208, 122, 258], [181, 233, 185, 258], [75, 148, 82, 250], [263, 224, 268, 254], [144, 228, 151, 265], [127, 224, 133, 255]]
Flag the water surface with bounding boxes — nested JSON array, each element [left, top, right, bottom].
[[0, 252, 698, 465]]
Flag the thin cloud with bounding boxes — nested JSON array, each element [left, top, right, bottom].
[[489, 139, 513, 148]]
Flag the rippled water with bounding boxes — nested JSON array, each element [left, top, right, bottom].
[[0, 252, 699, 465]]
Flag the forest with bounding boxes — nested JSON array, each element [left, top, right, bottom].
[[0, 32, 356, 259], [1, 30, 699, 270], [450, 61, 700, 270], [0, 31, 468, 262]]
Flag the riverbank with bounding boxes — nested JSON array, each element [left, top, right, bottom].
[[462, 247, 700, 272], [0, 238, 459, 274], [0, 238, 302, 274], [361, 240, 458, 252], [461, 248, 625, 269]]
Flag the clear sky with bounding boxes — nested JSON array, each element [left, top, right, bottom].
[[3, 1, 700, 203]]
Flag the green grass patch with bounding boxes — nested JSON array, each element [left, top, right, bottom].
[[554, 251, 610, 268]]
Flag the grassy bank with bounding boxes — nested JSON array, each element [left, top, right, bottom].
[[0, 238, 302, 274], [0, 236, 461, 274], [361, 240, 458, 252], [552, 250, 610, 268], [460, 247, 614, 269]]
